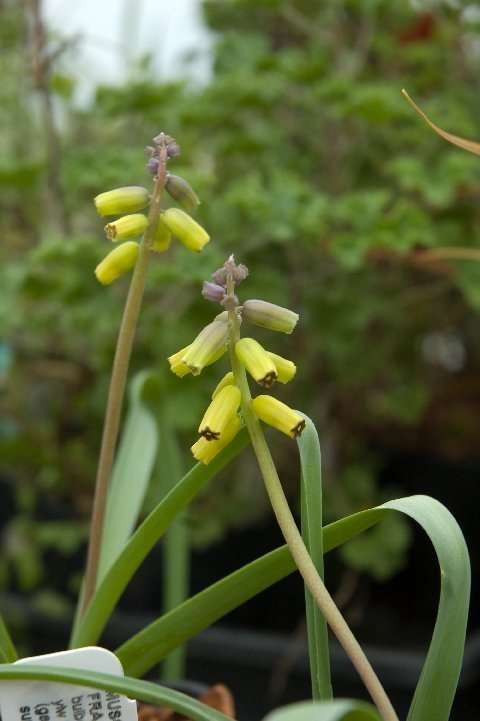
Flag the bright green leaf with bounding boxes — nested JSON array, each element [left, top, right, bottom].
[[298, 416, 332, 700], [0, 666, 229, 721], [264, 700, 381, 721], [70, 430, 249, 649], [98, 371, 161, 583], [115, 494, 469, 721]]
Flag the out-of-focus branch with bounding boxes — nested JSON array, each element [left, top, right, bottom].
[[26, 0, 71, 235], [415, 247, 480, 263]]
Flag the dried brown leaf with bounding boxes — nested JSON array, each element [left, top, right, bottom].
[[402, 89, 480, 156]]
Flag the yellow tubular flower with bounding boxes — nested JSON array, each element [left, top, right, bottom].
[[94, 242, 139, 285], [182, 319, 229, 375], [161, 208, 210, 252], [251, 395, 305, 439], [267, 351, 297, 384], [198, 385, 241, 441], [104, 214, 148, 241], [212, 371, 235, 399], [151, 217, 172, 253], [243, 299, 299, 334], [168, 345, 192, 378], [94, 186, 149, 216], [191, 415, 242, 465], [235, 338, 278, 388]]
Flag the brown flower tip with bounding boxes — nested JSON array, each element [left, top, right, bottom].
[[152, 132, 180, 158], [146, 133, 180, 175], [212, 254, 249, 288]]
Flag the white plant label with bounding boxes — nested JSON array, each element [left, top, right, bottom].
[[0, 647, 138, 721]]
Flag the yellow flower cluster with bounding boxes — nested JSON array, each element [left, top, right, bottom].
[[94, 187, 148, 285], [168, 265, 305, 464], [234, 337, 304, 439], [93, 181, 210, 285]]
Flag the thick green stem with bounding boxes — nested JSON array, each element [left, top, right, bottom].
[[226, 288, 399, 721], [81, 147, 168, 614]]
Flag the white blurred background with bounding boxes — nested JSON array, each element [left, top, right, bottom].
[[44, 0, 212, 103]]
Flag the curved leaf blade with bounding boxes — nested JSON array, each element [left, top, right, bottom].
[[116, 509, 382, 676], [298, 416, 332, 700], [156, 420, 189, 681], [98, 371, 161, 583], [117, 546, 296, 676], [70, 430, 249, 649], [382, 497, 470, 721], [0, 665, 228, 721], [116, 495, 469, 721], [264, 700, 381, 721]]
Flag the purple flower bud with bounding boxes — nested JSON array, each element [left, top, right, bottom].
[[147, 157, 159, 176], [152, 132, 180, 158], [212, 255, 249, 288], [202, 281, 226, 303], [212, 268, 228, 287], [166, 140, 181, 158]]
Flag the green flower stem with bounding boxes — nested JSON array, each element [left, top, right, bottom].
[[81, 146, 168, 614], [226, 284, 398, 721]]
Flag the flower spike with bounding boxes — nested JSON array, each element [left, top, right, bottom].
[[235, 338, 278, 388], [94, 186, 149, 216], [198, 385, 241, 441], [251, 395, 305, 439]]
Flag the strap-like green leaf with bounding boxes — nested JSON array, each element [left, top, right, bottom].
[[70, 430, 249, 649], [0, 614, 17, 663], [116, 510, 382, 675], [116, 495, 469, 721], [0, 665, 229, 721], [264, 700, 381, 721], [156, 421, 189, 681], [117, 545, 296, 676], [382, 497, 470, 721], [98, 371, 161, 583], [298, 416, 332, 700]]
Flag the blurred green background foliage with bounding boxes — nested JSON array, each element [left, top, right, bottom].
[[1, 0, 480, 607]]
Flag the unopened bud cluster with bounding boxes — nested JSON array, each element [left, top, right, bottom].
[[93, 133, 210, 285], [168, 256, 304, 464]]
